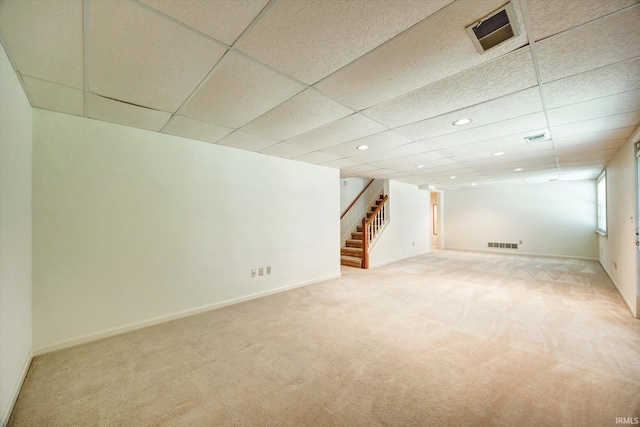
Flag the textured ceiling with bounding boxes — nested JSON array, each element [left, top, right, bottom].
[[1, 0, 639, 190]]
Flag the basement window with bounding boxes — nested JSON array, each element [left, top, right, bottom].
[[596, 171, 607, 235]]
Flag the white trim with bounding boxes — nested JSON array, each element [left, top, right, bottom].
[[32, 273, 341, 356], [1, 349, 33, 427], [444, 247, 598, 261], [368, 250, 432, 269], [600, 261, 637, 318]]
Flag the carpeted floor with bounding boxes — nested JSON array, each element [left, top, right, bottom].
[[9, 250, 640, 426]]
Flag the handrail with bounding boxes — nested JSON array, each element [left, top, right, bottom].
[[340, 179, 375, 219], [362, 195, 388, 269]]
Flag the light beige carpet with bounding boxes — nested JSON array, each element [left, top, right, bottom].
[[9, 251, 640, 426]]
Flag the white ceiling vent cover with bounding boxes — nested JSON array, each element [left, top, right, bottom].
[[466, 2, 520, 54], [524, 130, 550, 143]]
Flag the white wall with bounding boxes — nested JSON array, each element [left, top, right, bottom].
[[32, 109, 340, 351], [369, 180, 431, 268], [339, 177, 368, 215], [443, 181, 598, 259], [599, 139, 637, 317], [0, 44, 32, 425]]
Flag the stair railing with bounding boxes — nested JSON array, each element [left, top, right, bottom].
[[362, 195, 388, 269], [340, 178, 374, 219]]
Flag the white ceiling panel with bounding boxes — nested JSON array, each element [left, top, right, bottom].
[[364, 48, 538, 128], [236, 0, 453, 85], [544, 58, 640, 109], [0, 0, 83, 88], [552, 111, 640, 139], [536, 5, 640, 83], [418, 112, 547, 151], [241, 89, 354, 141], [86, 93, 171, 131], [380, 157, 458, 171], [552, 128, 635, 148], [259, 142, 315, 159], [138, 0, 268, 45], [314, 0, 528, 110], [180, 52, 304, 128], [444, 142, 555, 161], [395, 88, 543, 141], [345, 143, 432, 164], [23, 76, 83, 116], [285, 114, 387, 151], [340, 164, 380, 178], [320, 158, 363, 169], [527, 0, 637, 41], [89, 0, 226, 112], [162, 115, 233, 144], [548, 89, 640, 127], [319, 130, 411, 158], [293, 151, 342, 165], [555, 139, 627, 155], [216, 130, 278, 152]]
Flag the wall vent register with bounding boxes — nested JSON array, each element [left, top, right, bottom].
[[466, 2, 520, 54], [488, 242, 518, 249]]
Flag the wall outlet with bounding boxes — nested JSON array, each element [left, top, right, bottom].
[[614, 262, 617, 269], [412, 241, 415, 246], [519, 240, 523, 245], [259, 267, 264, 276], [251, 269, 256, 278], [266, 266, 271, 274]]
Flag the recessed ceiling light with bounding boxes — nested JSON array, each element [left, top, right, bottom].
[[452, 118, 472, 126], [450, 176, 457, 179], [514, 168, 523, 172], [493, 151, 505, 156], [471, 182, 477, 186], [415, 164, 424, 169], [356, 145, 369, 150]]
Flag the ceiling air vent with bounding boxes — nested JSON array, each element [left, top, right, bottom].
[[466, 2, 520, 54], [524, 130, 550, 143]]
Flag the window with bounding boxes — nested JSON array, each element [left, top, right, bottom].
[[597, 171, 607, 235]]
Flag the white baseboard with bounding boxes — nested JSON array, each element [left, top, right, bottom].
[[32, 273, 341, 357], [600, 261, 637, 318], [444, 247, 598, 261], [1, 348, 33, 427], [369, 250, 431, 269]]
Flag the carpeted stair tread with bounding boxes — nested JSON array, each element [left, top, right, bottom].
[[340, 255, 362, 268], [346, 239, 363, 248]]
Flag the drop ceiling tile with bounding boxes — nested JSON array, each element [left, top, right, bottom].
[[285, 114, 387, 151], [395, 88, 543, 141], [241, 89, 354, 141], [340, 164, 380, 178], [162, 115, 234, 144], [552, 128, 634, 148], [364, 48, 538, 128], [315, 0, 528, 110], [321, 158, 363, 169], [236, 0, 453, 85], [347, 142, 432, 164], [0, 0, 83, 88], [319, 130, 411, 158], [138, 0, 268, 45], [419, 112, 547, 150], [555, 139, 627, 155], [528, 0, 637, 41], [89, 0, 226, 112], [552, 111, 640, 139], [544, 58, 640, 109], [385, 157, 458, 171], [216, 130, 278, 152], [548, 89, 640, 127], [437, 137, 553, 158], [22, 76, 83, 116], [86, 93, 171, 132], [536, 5, 640, 83], [180, 52, 304, 128], [259, 142, 315, 159], [293, 151, 340, 165]]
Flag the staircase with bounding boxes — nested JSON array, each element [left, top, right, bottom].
[[340, 195, 385, 268]]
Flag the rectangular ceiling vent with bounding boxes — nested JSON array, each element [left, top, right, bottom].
[[524, 130, 550, 143], [466, 2, 520, 54]]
